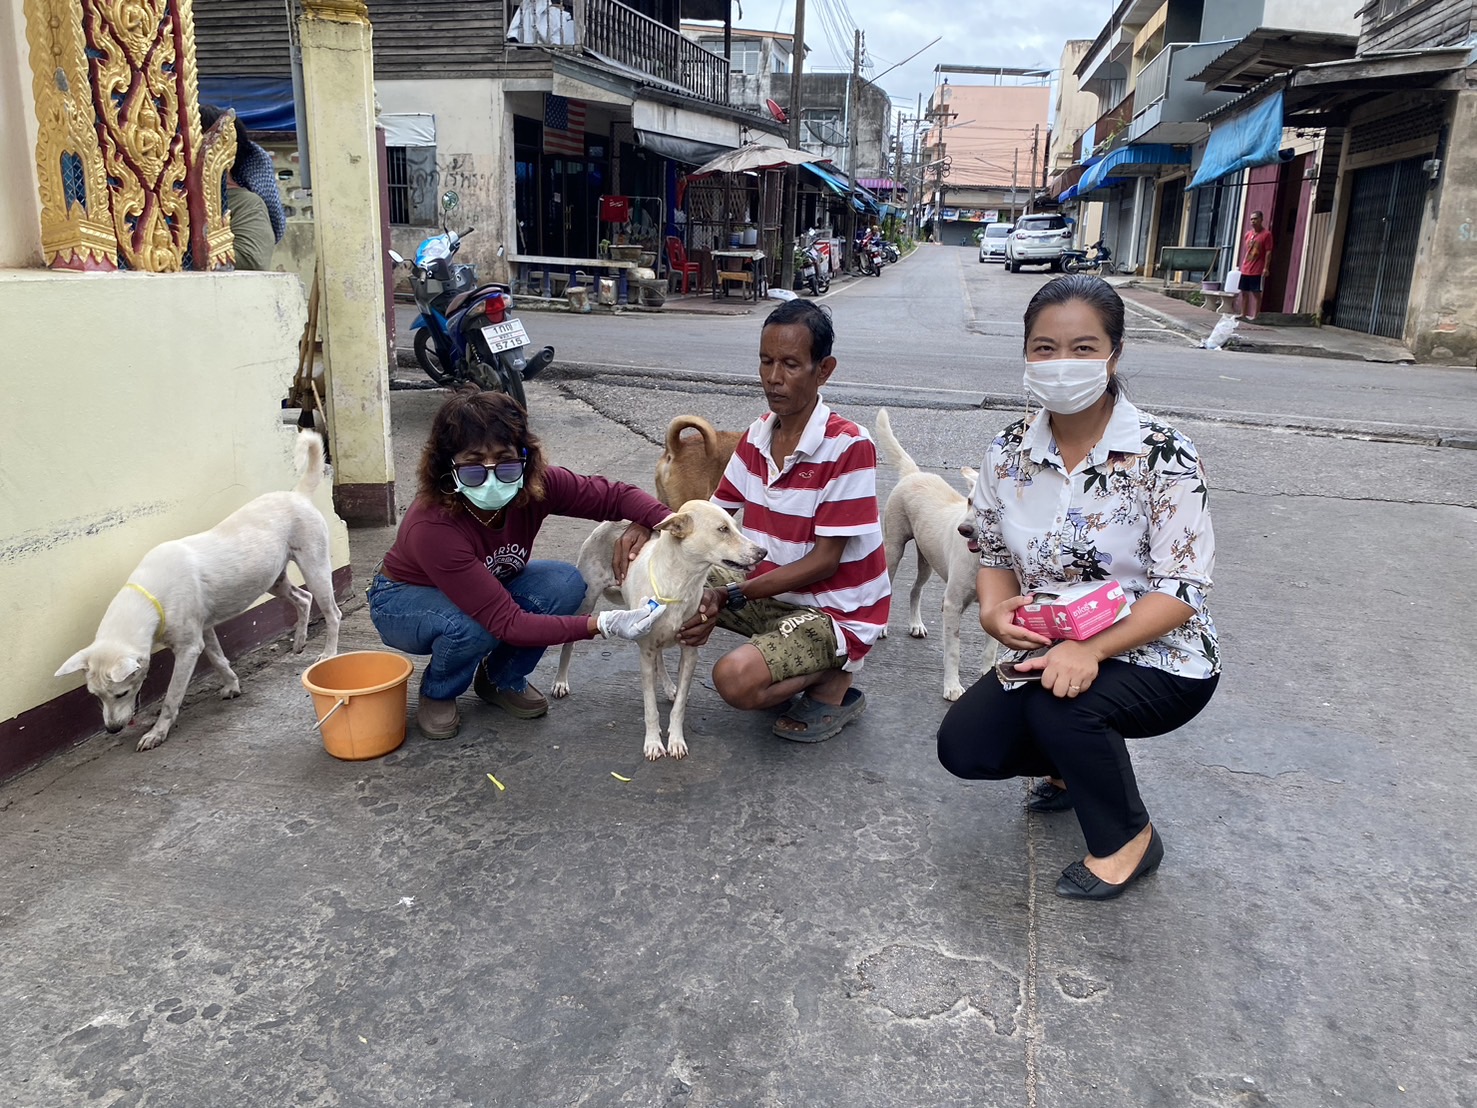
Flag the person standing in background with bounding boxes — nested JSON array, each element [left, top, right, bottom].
[[1235, 210, 1274, 322]]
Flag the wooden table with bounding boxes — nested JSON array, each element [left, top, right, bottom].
[[711, 248, 766, 301], [508, 254, 637, 301]]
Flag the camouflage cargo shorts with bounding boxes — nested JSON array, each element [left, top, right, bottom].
[[707, 567, 844, 682]]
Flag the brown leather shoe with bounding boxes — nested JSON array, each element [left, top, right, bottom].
[[474, 659, 548, 719], [417, 696, 461, 740]]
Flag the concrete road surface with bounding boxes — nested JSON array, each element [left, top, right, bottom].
[[5, 248, 1477, 1107]]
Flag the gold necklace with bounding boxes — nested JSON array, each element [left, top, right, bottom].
[[465, 504, 506, 528]]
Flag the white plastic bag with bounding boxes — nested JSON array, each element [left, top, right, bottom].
[[1201, 314, 1239, 350], [1223, 267, 1241, 294]]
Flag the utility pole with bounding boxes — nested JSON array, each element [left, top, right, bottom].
[[1027, 124, 1039, 215], [1010, 147, 1019, 221], [846, 28, 862, 268], [779, 0, 806, 292], [892, 106, 904, 218]]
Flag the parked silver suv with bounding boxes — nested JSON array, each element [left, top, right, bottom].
[[1005, 214, 1072, 273]]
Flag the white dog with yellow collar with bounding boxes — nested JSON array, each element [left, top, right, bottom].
[[55, 432, 341, 751]]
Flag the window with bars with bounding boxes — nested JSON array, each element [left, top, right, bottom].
[[385, 145, 439, 226]]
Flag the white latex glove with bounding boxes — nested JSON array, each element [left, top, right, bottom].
[[597, 599, 667, 641]]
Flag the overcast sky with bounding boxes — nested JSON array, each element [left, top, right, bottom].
[[734, 0, 1116, 117]]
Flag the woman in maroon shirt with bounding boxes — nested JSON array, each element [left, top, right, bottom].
[[370, 389, 671, 739]]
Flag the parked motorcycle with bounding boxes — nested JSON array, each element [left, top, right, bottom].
[[389, 191, 554, 408], [1061, 238, 1118, 275], [794, 228, 832, 296], [879, 239, 901, 265]]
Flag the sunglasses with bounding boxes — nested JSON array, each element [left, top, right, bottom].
[[453, 456, 526, 487]]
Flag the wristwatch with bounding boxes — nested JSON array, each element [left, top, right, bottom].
[[724, 581, 748, 612]]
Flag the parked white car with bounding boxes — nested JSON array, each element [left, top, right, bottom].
[[1005, 214, 1072, 272], [978, 222, 1013, 263]]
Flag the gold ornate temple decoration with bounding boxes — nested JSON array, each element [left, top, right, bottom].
[[193, 110, 238, 270], [25, 0, 235, 271], [25, 0, 117, 271]]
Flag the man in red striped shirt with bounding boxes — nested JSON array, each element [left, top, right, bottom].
[[678, 300, 891, 742]]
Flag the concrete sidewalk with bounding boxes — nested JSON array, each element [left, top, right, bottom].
[[4, 382, 1473, 1106], [1114, 279, 1418, 363]]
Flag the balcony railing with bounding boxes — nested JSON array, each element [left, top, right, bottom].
[[1133, 43, 1185, 112], [1077, 89, 1135, 160], [507, 0, 730, 105]]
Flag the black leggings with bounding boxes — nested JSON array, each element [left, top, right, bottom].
[[936, 661, 1219, 857]]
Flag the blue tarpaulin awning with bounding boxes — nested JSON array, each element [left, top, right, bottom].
[[802, 163, 877, 212], [1076, 143, 1190, 195], [197, 76, 297, 132], [1189, 91, 1293, 188]]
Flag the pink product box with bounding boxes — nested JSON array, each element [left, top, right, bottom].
[[1014, 581, 1132, 641]]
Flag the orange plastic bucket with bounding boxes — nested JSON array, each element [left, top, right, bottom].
[[302, 651, 414, 760]]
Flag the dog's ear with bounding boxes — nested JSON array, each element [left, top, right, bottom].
[[652, 511, 692, 541], [959, 466, 979, 492], [106, 656, 144, 684], [55, 648, 92, 678]]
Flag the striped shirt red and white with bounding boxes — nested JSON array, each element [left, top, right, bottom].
[[712, 400, 891, 670]]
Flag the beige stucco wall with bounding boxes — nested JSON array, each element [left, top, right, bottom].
[[1052, 41, 1098, 176], [376, 77, 509, 280], [1, 269, 350, 726]]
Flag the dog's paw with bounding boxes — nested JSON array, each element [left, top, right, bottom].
[[219, 682, 242, 701], [943, 682, 965, 702], [136, 729, 169, 752], [643, 737, 666, 761], [667, 736, 689, 760], [909, 623, 929, 639], [292, 633, 308, 654], [550, 679, 571, 699], [661, 679, 678, 702]]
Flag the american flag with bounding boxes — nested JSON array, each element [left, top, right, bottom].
[[543, 95, 586, 157]]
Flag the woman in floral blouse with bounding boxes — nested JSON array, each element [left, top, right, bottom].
[[937, 275, 1220, 902]]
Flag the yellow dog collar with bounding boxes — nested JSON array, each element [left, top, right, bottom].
[[125, 582, 166, 637]]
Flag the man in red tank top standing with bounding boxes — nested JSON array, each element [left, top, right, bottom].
[[1235, 210, 1274, 321]]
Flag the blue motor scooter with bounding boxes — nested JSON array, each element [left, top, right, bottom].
[[389, 191, 553, 408]]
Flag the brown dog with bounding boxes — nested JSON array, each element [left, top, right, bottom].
[[653, 415, 743, 509]]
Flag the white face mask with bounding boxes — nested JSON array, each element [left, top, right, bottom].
[[1023, 357, 1111, 415]]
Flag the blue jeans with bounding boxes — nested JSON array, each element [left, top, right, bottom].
[[367, 561, 586, 701]]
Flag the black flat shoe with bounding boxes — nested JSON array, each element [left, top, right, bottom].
[[1026, 779, 1073, 813], [1054, 826, 1164, 901]]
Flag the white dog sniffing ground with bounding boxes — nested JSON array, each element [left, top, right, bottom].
[[553, 500, 765, 760], [874, 408, 999, 701], [56, 431, 342, 751]]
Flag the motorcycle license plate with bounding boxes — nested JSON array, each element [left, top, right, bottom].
[[480, 318, 528, 354]]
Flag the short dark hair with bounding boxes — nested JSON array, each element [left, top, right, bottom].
[[1251, 210, 1265, 219], [416, 387, 548, 515], [763, 298, 834, 363], [198, 104, 251, 178], [1022, 275, 1128, 397]]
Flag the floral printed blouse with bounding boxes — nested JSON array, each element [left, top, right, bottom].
[[972, 397, 1220, 682]]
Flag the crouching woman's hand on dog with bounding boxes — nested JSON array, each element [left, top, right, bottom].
[[612, 522, 655, 584], [676, 587, 725, 647]]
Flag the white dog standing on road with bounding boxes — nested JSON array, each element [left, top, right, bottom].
[[874, 408, 998, 701], [56, 431, 342, 751], [553, 500, 765, 760]]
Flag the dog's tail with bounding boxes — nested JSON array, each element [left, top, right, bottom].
[[872, 409, 919, 476], [293, 430, 327, 496], [663, 414, 719, 459]]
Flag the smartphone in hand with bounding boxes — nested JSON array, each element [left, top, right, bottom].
[[997, 659, 1045, 682]]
